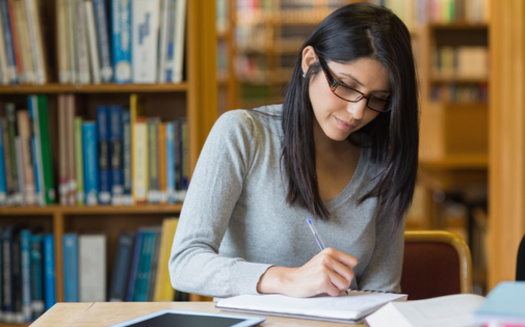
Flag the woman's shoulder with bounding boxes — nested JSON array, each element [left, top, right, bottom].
[[215, 104, 283, 137]]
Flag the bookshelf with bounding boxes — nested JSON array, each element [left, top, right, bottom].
[[223, 0, 353, 109], [0, 0, 217, 324]]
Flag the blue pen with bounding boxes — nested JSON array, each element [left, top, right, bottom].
[[306, 218, 326, 250]]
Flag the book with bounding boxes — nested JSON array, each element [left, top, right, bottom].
[[170, 0, 186, 83], [82, 121, 98, 205], [35, 95, 55, 205], [16, 109, 36, 205], [364, 293, 485, 327], [28, 95, 45, 205], [78, 234, 107, 302], [473, 281, 525, 326], [109, 105, 124, 205], [74, 0, 90, 84], [92, 0, 113, 82], [6, 103, 22, 205], [19, 229, 32, 322], [74, 116, 84, 205], [0, 118, 7, 205], [121, 108, 132, 204], [152, 217, 178, 301], [96, 105, 111, 204], [216, 291, 408, 324], [111, 0, 132, 83], [108, 231, 135, 301], [125, 228, 144, 301], [29, 233, 44, 319], [23, 0, 47, 84], [84, 0, 101, 84], [131, 0, 160, 83], [0, 6, 11, 84], [42, 233, 56, 311], [0, 0, 17, 83], [131, 117, 147, 203], [62, 233, 79, 302], [146, 117, 160, 203], [58, 95, 68, 205]]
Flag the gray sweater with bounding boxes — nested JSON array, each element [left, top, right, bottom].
[[169, 105, 404, 298]]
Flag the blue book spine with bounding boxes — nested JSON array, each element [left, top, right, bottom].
[[125, 229, 143, 301], [62, 234, 79, 302], [165, 122, 175, 203], [96, 106, 111, 204], [82, 122, 98, 205], [109, 231, 134, 301], [0, 119, 7, 205], [0, 0, 17, 83], [121, 109, 132, 204], [20, 229, 32, 322], [179, 117, 189, 191], [43, 234, 55, 311], [111, 0, 132, 83], [30, 234, 44, 319], [93, 0, 113, 82], [133, 230, 155, 302], [109, 105, 123, 205]]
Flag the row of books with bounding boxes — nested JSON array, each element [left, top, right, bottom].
[[432, 46, 489, 80], [0, 218, 182, 323], [0, 226, 52, 323], [376, 0, 489, 28], [430, 83, 488, 102], [0, 0, 47, 85], [0, 94, 190, 207], [56, 0, 187, 85], [0, 0, 187, 86], [0, 96, 55, 206]]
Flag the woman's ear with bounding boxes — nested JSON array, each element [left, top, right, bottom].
[[301, 46, 317, 76]]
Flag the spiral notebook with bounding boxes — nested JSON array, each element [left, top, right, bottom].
[[216, 290, 407, 324]]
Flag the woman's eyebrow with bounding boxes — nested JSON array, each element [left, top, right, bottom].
[[339, 72, 391, 94]]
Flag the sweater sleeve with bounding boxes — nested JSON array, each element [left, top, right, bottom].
[[168, 110, 273, 298]]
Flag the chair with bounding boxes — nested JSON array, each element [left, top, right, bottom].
[[400, 230, 472, 300], [517, 234, 525, 281]]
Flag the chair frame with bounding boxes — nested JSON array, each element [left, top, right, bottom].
[[404, 230, 473, 294]]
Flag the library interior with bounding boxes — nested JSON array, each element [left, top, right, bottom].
[[0, 0, 524, 326]]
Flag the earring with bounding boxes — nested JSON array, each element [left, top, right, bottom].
[[302, 73, 306, 78]]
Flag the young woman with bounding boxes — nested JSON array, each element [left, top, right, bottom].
[[169, 2, 419, 299]]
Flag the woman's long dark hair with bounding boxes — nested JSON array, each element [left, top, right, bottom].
[[282, 3, 419, 228]]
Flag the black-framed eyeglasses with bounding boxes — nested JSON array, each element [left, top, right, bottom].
[[318, 57, 391, 113]]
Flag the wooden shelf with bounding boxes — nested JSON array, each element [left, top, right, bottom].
[[0, 204, 183, 216], [0, 83, 188, 94]]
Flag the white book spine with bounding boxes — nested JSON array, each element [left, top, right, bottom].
[[66, 0, 78, 83], [75, 0, 91, 84], [78, 234, 107, 302], [23, 0, 46, 84], [56, 0, 70, 83], [156, 0, 169, 83], [84, 0, 101, 84], [172, 0, 186, 83], [131, 0, 160, 83]]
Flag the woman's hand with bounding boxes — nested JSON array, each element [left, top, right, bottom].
[[256, 248, 358, 297]]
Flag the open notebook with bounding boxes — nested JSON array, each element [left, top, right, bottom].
[[216, 290, 407, 324]]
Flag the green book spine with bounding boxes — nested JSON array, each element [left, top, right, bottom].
[[37, 95, 56, 204]]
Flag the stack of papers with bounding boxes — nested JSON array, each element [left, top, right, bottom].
[[216, 291, 407, 323]]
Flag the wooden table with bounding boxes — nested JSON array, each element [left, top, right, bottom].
[[30, 301, 363, 326]]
